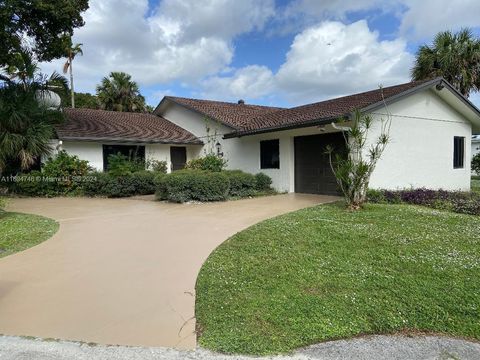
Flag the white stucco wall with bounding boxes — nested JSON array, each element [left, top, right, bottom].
[[145, 143, 201, 173], [60, 141, 104, 171], [57, 141, 201, 173], [367, 89, 472, 191]]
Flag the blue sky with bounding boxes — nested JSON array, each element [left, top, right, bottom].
[[41, 0, 480, 108]]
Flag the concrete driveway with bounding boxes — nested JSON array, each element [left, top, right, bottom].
[[0, 194, 337, 349]]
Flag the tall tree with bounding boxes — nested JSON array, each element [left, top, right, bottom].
[[0, 0, 89, 68], [63, 42, 83, 108], [96, 72, 146, 112], [412, 28, 480, 97]]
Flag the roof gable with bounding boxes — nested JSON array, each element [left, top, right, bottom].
[[155, 96, 283, 130]]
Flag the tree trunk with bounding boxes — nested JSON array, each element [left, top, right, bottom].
[[69, 58, 75, 108]]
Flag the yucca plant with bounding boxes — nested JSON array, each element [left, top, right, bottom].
[[326, 105, 391, 210]]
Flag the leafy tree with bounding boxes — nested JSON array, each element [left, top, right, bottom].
[[0, 0, 89, 67], [326, 106, 391, 210], [96, 72, 146, 112], [63, 41, 83, 108], [412, 28, 480, 97]]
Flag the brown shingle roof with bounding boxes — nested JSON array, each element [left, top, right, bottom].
[[57, 108, 202, 144], [162, 96, 284, 129], [228, 78, 439, 137]]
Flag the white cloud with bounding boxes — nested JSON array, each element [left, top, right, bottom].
[[276, 20, 413, 103], [202, 21, 413, 105], [40, 0, 275, 93], [200, 65, 274, 101], [399, 0, 480, 39]]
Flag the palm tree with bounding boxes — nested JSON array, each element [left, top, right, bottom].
[[96, 72, 146, 112], [412, 28, 480, 97], [0, 50, 67, 173], [63, 42, 83, 108], [0, 82, 64, 172], [4, 49, 40, 89]]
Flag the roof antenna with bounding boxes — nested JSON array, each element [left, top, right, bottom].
[[237, 99, 245, 105]]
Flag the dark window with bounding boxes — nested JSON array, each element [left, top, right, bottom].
[[102, 145, 145, 171], [453, 136, 465, 169], [260, 139, 280, 169]]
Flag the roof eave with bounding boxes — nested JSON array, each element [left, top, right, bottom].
[[224, 115, 347, 139], [57, 135, 203, 145]]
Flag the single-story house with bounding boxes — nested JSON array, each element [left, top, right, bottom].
[[53, 77, 480, 195]]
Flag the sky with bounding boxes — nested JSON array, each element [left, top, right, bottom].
[[41, 0, 480, 109]]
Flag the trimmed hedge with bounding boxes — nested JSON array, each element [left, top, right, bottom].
[[255, 172, 272, 191], [156, 169, 274, 203], [224, 170, 256, 197], [156, 169, 229, 202], [367, 188, 480, 216], [83, 171, 156, 198]]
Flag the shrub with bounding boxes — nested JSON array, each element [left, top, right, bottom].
[[107, 153, 144, 176], [130, 171, 157, 195], [224, 170, 256, 197], [13, 170, 49, 196], [186, 155, 227, 172], [255, 172, 272, 191], [83, 171, 156, 198], [366, 189, 386, 203], [156, 169, 229, 203], [472, 153, 480, 175], [147, 159, 168, 173], [13, 151, 91, 196], [368, 188, 480, 216]]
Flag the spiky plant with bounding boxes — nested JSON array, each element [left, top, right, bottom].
[[326, 104, 391, 210]]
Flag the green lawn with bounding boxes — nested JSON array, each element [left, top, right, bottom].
[[196, 203, 480, 355], [473, 178, 480, 193], [0, 207, 58, 258]]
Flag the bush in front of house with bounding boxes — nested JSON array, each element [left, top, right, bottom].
[[146, 159, 168, 173], [185, 154, 227, 172], [12, 151, 91, 196], [106, 153, 145, 176], [156, 169, 230, 202], [367, 188, 480, 215], [83, 170, 157, 198], [224, 170, 257, 197], [156, 169, 274, 203], [254, 172, 272, 191]]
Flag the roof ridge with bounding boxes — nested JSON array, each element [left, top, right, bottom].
[[165, 95, 284, 109]]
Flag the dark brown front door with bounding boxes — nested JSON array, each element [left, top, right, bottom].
[[294, 133, 345, 195], [170, 146, 187, 171]]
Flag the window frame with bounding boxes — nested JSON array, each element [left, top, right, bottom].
[[260, 139, 280, 169], [453, 136, 465, 169]]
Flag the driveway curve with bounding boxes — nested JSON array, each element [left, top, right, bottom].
[[0, 194, 336, 349]]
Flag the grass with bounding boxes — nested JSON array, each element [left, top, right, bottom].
[[196, 203, 480, 355], [0, 200, 58, 258], [472, 177, 480, 193]]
